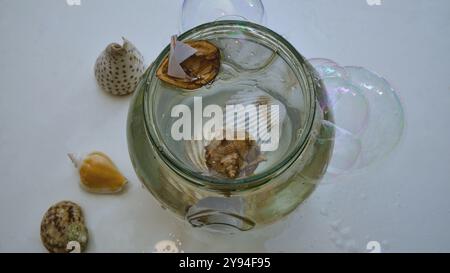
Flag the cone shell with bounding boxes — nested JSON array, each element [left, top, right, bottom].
[[94, 38, 145, 95], [40, 201, 88, 253], [69, 152, 128, 194]]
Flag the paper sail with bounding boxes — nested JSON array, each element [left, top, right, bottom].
[[168, 35, 197, 79]]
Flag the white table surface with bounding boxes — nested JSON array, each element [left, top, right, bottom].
[[0, 0, 449, 252]]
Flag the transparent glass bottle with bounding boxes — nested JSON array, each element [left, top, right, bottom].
[[180, 0, 266, 32], [127, 21, 334, 232]]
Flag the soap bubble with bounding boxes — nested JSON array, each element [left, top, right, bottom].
[[319, 120, 362, 176], [321, 77, 369, 135], [309, 59, 405, 176], [344, 66, 405, 169], [215, 37, 275, 71], [309, 58, 348, 80], [180, 0, 265, 32]]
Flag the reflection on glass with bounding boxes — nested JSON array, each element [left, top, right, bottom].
[[180, 0, 265, 32]]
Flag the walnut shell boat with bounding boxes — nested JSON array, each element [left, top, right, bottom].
[[156, 40, 220, 90]]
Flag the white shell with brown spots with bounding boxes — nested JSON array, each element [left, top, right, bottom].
[[94, 38, 145, 96]]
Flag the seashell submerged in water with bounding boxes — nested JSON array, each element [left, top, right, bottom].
[[185, 130, 266, 179], [183, 91, 286, 178], [68, 151, 128, 194], [205, 131, 265, 179], [225, 90, 287, 143], [40, 201, 88, 253], [185, 139, 209, 173]]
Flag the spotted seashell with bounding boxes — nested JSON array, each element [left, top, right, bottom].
[[40, 201, 88, 253], [94, 38, 145, 96]]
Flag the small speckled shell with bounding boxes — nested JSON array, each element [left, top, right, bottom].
[[40, 201, 88, 253], [94, 38, 145, 95]]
